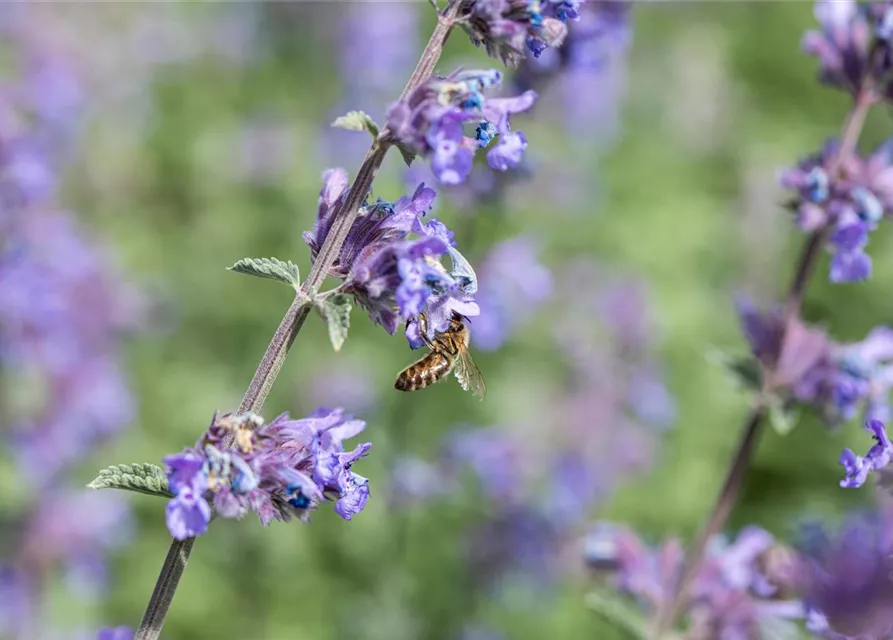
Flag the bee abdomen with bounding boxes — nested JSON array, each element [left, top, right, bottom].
[[395, 352, 452, 392]]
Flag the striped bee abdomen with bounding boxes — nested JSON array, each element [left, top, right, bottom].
[[394, 351, 453, 392]]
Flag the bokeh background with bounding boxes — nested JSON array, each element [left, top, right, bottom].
[[1, 2, 890, 639]]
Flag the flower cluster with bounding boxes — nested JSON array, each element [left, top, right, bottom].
[[586, 525, 807, 638], [799, 512, 893, 639], [737, 301, 893, 425], [457, 0, 582, 64], [780, 139, 893, 282], [802, 0, 893, 99], [387, 69, 537, 185], [163, 409, 372, 540], [303, 170, 479, 346]]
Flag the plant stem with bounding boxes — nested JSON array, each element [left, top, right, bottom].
[[134, 4, 461, 639], [652, 89, 875, 638]]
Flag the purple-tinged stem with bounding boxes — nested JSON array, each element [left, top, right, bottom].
[[652, 88, 876, 638], [134, 4, 461, 639]]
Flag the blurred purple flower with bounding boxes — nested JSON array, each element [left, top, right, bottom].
[[780, 139, 893, 282], [162, 410, 372, 539], [800, 0, 893, 99], [588, 525, 806, 636], [96, 628, 133, 640], [387, 69, 536, 185], [800, 512, 893, 639], [792, 326, 893, 425], [457, 0, 579, 64], [304, 358, 379, 415], [471, 235, 552, 351]]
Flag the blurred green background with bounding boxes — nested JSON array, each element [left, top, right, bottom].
[[14, 2, 893, 638]]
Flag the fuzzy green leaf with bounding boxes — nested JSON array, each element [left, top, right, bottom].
[[331, 110, 380, 138], [88, 463, 172, 498], [228, 257, 300, 289], [315, 294, 352, 351], [584, 590, 650, 640], [397, 144, 416, 167], [705, 348, 763, 392], [768, 396, 800, 436]]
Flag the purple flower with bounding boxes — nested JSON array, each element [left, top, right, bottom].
[[303, 173, 478, 342], [793, 326, 893, 425], [457, 0, 578, 64], [97, 627, 133, 640], [801, 512, 893, 639], [839, 419, 893, 488], [781, 139, 893, 282], [470, 235, 553, 351], [802, 0, 876, 95], [162, 409, 373, 538], [589, 525, 806, 636], [387, 69, 537, 185]]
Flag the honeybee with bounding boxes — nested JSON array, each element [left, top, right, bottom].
[[394, 313, 486, 399]]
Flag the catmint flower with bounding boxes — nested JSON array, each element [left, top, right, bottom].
[[839, 419, 893, 487], [387, 69, 537, 185], [800, 512, 893, 639], [794, 327, 893, 425], [587, 525, 807, 637], [162, 409, 372, 540], [457, 0, 579, 64], [470, 235, 553, 351], [736, 297, 831, 389], [802, 0, 893, 99], [303, 170, 479, 344], [781, 139, 893, 283]]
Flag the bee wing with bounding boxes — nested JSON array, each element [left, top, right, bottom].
[[453, 348, 487, 400]]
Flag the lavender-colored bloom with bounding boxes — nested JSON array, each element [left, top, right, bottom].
[[799, 0, 893, 98], [387, 69, 537, 185], [470, 235, 552, 351], [792, 326, 893, 425], [457, 0, 579, 64], [801, 512, 893, 639], [162, 409, 372, 538], [839, 420, 893, 488], [96, 627, 133, 640], [588, 525, 806, 636], [781, 139, 893, 282], [303, 172, 478, 342]]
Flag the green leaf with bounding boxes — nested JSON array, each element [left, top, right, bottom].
[[768, 396, 800, 436], [584, 590, 650, 640], [88, 463, 172, 498], [315, 294, 352, 351], [331, 110, 380, 138], [228, 257, 300, 289], [705, 348, 763, 392], [397, 144, 416, 167]]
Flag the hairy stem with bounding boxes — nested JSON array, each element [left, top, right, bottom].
[[653, 89, 875, 638], [134, 4, 461, 639]]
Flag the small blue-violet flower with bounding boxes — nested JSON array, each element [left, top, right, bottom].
[[162, 409, 372, 540], [781, 138, 893, 282], [839, 419, 893, 488], [387, 69, 537, 185]]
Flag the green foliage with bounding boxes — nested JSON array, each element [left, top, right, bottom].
[[88, 463, 172, 498], [227, 257, 301, 290], [315, 293, 352, 351], [331, 110, 380, 138]]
